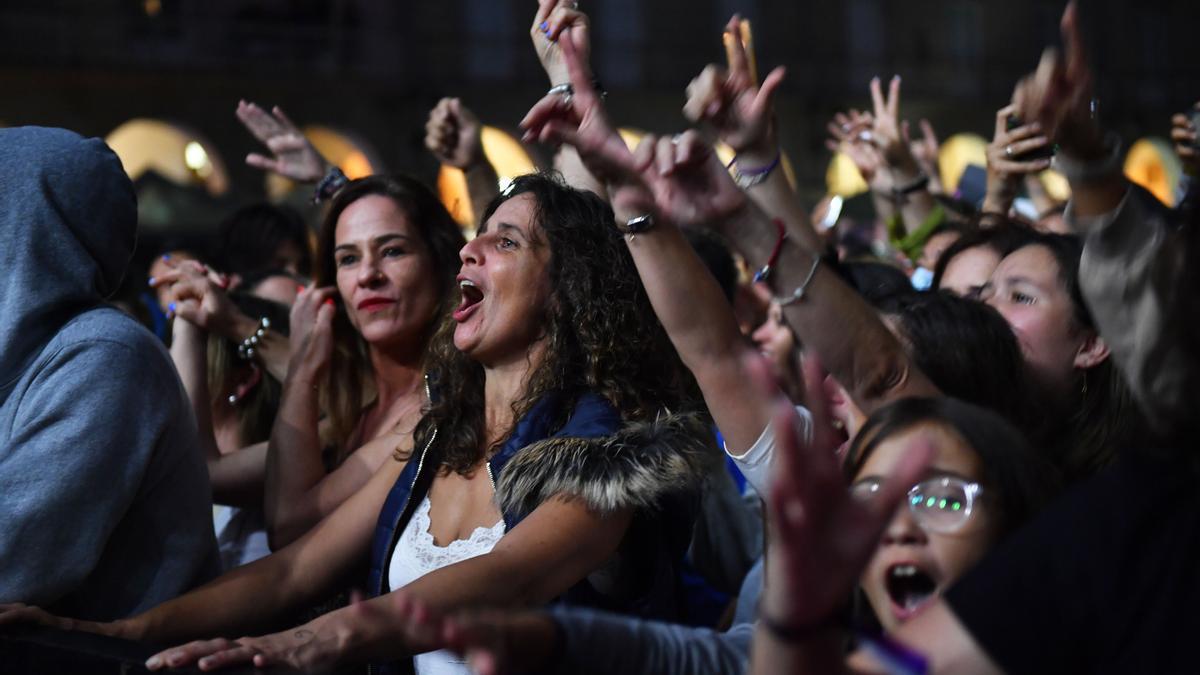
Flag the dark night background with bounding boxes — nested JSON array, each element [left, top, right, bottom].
[[0, 0, 1195, 219]]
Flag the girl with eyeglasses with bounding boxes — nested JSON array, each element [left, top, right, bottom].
[[844, 396, 1060, 632]]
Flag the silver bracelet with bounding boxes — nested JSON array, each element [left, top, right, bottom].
[[775, 254, 821, 307]]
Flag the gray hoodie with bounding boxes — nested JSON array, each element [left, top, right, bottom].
[[0, 126, 218, 620]]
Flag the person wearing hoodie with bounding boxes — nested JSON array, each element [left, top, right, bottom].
[[0, 126, 219, 621]]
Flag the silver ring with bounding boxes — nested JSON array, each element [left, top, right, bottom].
[[671, 134, 683, 145], [564, 0, 579, 8], [1005, 144, 1014, 158]]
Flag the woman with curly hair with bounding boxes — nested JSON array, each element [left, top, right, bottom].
[[6, 173, 709, 675]]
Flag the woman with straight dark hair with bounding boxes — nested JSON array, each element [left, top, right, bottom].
[[982, 231, 1143, 479], [264, 174, 468, 548]]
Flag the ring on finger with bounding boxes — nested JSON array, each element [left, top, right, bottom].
[[1005, 144, 1015, 158], [564, 0, 579, 9]]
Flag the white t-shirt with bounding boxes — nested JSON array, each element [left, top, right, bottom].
[[723, 405, 813, 498]]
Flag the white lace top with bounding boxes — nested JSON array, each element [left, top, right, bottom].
[[388, 495, 505, 675]]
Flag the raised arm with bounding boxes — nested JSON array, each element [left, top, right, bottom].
[[529, 0, 605, 196], [1013, 2, 1199, 434], [683, 15, 817, 252], [520, 32, 774, 453], [750, 389, 932, 675], [425, 97, 501, 221], [235, 100, 333, 184], [523, 35, 938, 420], [869, 76, 939, 245], [981, 104, 1053, 221]]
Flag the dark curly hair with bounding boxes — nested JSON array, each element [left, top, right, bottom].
[[314, 175, 467, 456], [409, 173, 696, 476]]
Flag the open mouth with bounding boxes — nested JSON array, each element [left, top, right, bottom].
[[885, 563, 938, 616], [454, 279, 485, 321]]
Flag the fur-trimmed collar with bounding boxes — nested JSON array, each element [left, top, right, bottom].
[[496, 412, 719, 518]]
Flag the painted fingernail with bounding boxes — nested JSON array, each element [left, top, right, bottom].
[[540, 21, 549, 33], [147, 276, 155, 286], [167, 302, 176, 314], [145, 656, 161, 669], [324, 299, 335, 307], [162, 254, 171, 261]]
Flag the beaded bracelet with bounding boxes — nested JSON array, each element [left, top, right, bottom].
[[237, 317, 272, 361]]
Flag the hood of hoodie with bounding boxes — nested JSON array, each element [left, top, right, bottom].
[[0, 126, 137, 396]]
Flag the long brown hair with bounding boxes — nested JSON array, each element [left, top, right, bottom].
[[408, 173, 696, 475], [314, 175, 466, 458]]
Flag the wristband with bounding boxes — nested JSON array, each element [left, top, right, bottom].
[[753, 218, 788, 283], [891, 172, 930, 201], [757, 605, 843, 643], [1051, 132, 1123, 185], [729, 150, 781, 189], [312, 166, 348, 204]]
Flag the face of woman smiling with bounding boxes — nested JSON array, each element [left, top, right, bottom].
[[333, 194, 440, 350], [453, 193, 553, 367], [855, 423, 996, 632]]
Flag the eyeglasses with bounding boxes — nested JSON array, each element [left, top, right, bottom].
[[850, 476, 983, 534]]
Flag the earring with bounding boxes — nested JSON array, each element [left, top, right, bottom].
[[1081, 371, 1089, 398], [228, 393, 240, 406]]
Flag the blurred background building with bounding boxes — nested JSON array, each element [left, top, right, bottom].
[[0, 0, 1195, 242]]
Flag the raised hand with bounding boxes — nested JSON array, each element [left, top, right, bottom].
[[869, 75, 920, 175], [682, 14, 787, 156], [983, 104, 1052, 214], [758, 355, 931, 634], [425, 98, 485, 170], [1011, 2, 1103, 160], [531, 0, 592, 86], [236, 100, 332, 183], [615, 131, 748, 229], [825, 109, 892, 192], [1171, 102, 1200, 175], [520, 33, 630, 187]]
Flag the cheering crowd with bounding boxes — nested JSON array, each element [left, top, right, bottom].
[[2, 1, 1199, 673]]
